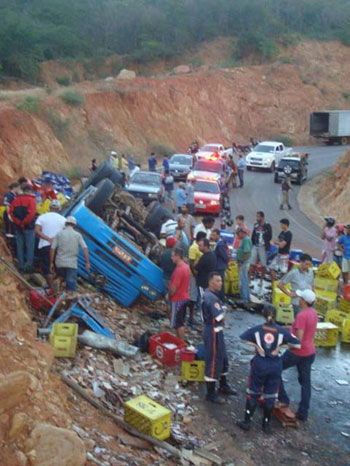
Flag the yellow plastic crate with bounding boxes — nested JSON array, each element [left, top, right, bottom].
[[276, 305, 294, 325], [272, 284, 291, 308], [314, 277, 339, 293], [341, 319, 350, 343], [339, 298, 350, 315], [314, 322, 339, 347], [316, 262, 340, 280], [181, 361, 205, 382], [315, 290, 337, 316], [0, 205, 5, 230], [226, 262, 239, 281], [124, 395, 171, 440], [49, 323, 78, 358], [224, 278, 240, 295], [325, 309, 349, 328]]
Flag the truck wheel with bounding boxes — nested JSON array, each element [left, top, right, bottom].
[[341, 137, 349, 145], [85, 178, 115, 214], [247, 166, 252, 171], [83, 161, 114, 190], [269, 162, 275, 173], [145, 205, 173, 236], [109, 170, 123, 186]]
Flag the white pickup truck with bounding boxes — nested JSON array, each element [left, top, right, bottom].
[[246, 141, 293, 172]]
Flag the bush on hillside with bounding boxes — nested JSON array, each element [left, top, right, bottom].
[[60, 90, 84, 106], [15, 96, 40, 113]]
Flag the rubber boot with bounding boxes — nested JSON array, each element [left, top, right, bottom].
[[288, 204, 292, 210], [280, 204, 284, 210], [236, 399, 256, 431], [219, 375, 237, 396], [205, 382, 225, 404], [262, 404, 273, 433]]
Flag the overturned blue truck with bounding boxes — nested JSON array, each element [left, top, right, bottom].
[[64, 162, 166, 306]]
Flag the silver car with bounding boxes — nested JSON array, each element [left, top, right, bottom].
[[125, 171, 164, 205], [169, 154, 193, 180]]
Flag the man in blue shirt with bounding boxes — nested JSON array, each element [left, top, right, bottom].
[[175, 182, 187, 213], [237, 154, 245, 188], [339, 224, 350, 284], [211, 229, 229, 301], [148, 153, 157, 172], [163, 154, 170, 173]]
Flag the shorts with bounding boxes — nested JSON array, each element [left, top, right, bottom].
[[56, 267, 78, 291], [342, 258, 350, 273], [170, 300, 188, 329], [189, 275, 198, 302], [270, 253, 289, 273], [250, 245, 267, 267], [39, 246, 51, 276]]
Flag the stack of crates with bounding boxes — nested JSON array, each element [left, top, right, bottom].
[[314, 277, 339, 293], [339, 297, 350, 315], [224, 261, 240, 296], [316, 261, 341, 280], [272, 283, 291, 309], [314, 322, 339, 347], [49, 323, 78, 358], [315, 290, 337, 317], [124, 395, 172, 440], [276, 305, 294, 325]]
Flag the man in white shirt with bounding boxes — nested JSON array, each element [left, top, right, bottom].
[[35, 200, 66, 288], [160, 216, 178, 238], [193, 216, 215, 240]]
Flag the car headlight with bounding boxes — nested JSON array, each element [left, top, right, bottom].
[[210, 200, 219, 205]]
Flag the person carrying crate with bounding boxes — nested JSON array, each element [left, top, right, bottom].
[[202, 272, 237, 403], [236, 304, 300, 433]]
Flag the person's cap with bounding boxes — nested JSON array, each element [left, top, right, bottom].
[[110, 151, 117, 156], [296, 289, 316, 305], [65, 216, 77, 225], [324, 217, 335, 226], [50, 200, 61, 209], [166, 236, 177, 248]]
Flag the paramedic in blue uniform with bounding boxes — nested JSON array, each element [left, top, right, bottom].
[[237, 304, 300, 432], [202, 271, 237, 403]]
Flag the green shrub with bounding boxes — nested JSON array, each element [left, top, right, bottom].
[[60, 90, 84, 106], [72, 71, 80, 83], [150, 142, 176, 156], [271, 135, 294, 147], [15, 96, 40, 113], [190, 57, 203, 68], [46, 109, 70, 140], [55, 76, 71, 86], [342, 92, 350, 100]]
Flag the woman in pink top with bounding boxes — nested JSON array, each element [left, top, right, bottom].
[[321, 217, 337, 264], [277, 289, 318, 421]]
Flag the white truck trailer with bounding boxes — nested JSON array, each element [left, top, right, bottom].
[[310, 110, 350, 145]]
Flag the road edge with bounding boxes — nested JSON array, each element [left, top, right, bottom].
[[297, 174, 327, 229]]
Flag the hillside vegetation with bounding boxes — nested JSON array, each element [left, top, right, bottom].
[[1, 0, 350, 80]]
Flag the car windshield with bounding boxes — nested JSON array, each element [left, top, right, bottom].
[[195, 180, 220, 194], [200, 145, 220, 152], [254, 144, 275, 153], [194, 161, 223, 173], [279, 160, 300, 169], [131, 173, 160, 186], [171, 155, 191, 165]]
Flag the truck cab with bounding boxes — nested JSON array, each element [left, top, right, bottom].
[[246, 141, 292, 172]]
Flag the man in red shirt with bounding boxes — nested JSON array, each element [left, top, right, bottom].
[[278, 289, 318, 421], [169, 247, 190, 341]]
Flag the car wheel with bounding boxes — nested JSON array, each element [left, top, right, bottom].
[[85, 178, 115, 214], [83, 161, 115, 190], [269, 162, 275, 173]]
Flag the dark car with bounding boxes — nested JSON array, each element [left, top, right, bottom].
[[169, 154, 193, 180], [125, 171, 164, 205], [274, 154, 308, 185]]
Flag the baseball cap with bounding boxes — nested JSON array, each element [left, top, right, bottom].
[[296, 289, 316, 305], [65, 216, 77, 225], [50, 200, 61, 209], [110, 151, 117, 156], [166, 236, 177, 248]]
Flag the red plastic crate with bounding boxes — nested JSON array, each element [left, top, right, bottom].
[[180, 347, 195, 362], [149, 332, 186, 366]]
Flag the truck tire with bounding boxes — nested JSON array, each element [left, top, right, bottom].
[[84, 161, 114, 189], [85, 178, 115, 214], [109, 170, 124, 186], [145, 204, 173, 236], [269, 162, 275, 173]]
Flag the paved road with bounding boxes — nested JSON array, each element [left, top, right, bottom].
[[229, 144, 347, 258]]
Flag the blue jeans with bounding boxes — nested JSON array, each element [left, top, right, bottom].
[[238, 169, 244, 187], [278, 350, 316, 419], [239, 261, 250, 301], [15, 227, 35, 270], [57, 267, 78, 291]]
